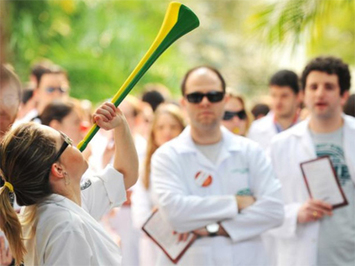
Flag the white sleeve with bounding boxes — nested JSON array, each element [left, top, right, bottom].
[[81, 165, 127, 221], [131, 178, 154, 229], [151, 147, 238, 233], [221, 145, 284, 242]]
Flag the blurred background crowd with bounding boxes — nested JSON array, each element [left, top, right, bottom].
[[0, 0, 354, 265]]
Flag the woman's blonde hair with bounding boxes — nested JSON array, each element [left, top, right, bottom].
[[225, 88, 253, 135], [142, 103, 185, 189], [0, 123, 58, 264]]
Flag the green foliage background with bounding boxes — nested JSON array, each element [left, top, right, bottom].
[[4, 0, 355, 105]]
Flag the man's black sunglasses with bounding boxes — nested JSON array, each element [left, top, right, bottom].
[[186, 91, 225, 104], [223, 110, 247, 121]]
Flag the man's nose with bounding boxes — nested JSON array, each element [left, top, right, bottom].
[[315, 86, 326, 97], [200, 95, 210, 105]]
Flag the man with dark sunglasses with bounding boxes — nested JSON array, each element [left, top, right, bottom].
[[248, 70, 303, 151], [151, 66, 284, 265]]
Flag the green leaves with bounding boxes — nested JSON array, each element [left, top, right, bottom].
[[7, 0, 192, 103], [249, 0, 354, 63]]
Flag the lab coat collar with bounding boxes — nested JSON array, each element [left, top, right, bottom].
[[288, 118, 315, 158], [343, 114, 355, 185], [41, 194, 89, 218], [173, 126, 242, 168]]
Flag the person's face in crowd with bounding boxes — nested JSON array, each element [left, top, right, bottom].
[[182, 68, 226, 130], [304, 71, 349, 120], [119, 100, 136, 132], [36, 73, 70, 114], [45, 125, 88, 183], [221, 97, 247, 135], [270, 85, 301, 119], [154, 113, 183, 147], [137, 103, 153, 140], [0, 84, 20, 138], [50, 109, 83, 146]]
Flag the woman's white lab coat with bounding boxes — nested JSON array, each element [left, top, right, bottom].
[[151, 126, 284, 266], [268, 115, 355, 266], [23, 166, 127, 266]]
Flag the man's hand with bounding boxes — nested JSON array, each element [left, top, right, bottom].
[[0, 236, 12, 266], [297, 199, 333, 223], [236, 195, 256, 211]]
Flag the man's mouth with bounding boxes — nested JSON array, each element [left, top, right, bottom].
[[315, 102, 327, 107]]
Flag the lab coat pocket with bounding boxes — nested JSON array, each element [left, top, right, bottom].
[[228, 168, 251, 196]]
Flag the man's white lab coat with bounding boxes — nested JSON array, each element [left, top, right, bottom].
[[151, 126, 284, 266], [268, 115, 355, 266]]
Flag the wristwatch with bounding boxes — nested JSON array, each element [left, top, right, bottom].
[[206, 223, 219, 237]]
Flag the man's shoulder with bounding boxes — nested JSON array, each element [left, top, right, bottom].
[[272, 120, 307, 145], [153, 136, 185, 160], [344, 114, 355, 128], [248, 114, 275, 138], [222, 128, 264, 152], [250, 114, 273, 128]]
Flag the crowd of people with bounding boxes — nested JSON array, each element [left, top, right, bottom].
[[0, 55, 354, 266]]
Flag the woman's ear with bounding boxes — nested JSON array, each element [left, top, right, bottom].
[[49, 163, 65, 180]]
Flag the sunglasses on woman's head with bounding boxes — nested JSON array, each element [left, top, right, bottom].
[[223, 110, 247, 121], [186, 91, 225, 104]]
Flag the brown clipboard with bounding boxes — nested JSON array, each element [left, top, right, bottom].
[[300, 156, 348, 209], [142, 209, 197, 264]]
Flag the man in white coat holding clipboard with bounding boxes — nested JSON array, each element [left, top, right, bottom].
[[269, 56, 355, 266], [151, 66, 284, 266]]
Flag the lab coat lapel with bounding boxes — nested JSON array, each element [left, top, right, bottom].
[[343, 115, 355, 185], [295, 119, 316, 159]]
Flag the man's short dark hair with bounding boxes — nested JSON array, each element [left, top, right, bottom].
[[269, 70, 300, 94], [142, 90, 165, 112], [33, 64, 68, 88], [301, 56, 351, 95], [180, 66, 226, 95], [251, 103, 270, 119]]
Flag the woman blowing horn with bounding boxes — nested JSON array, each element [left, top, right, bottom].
[[0, 102, 138, 265]]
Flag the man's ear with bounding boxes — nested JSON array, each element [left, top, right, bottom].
[[180, 96, 186, 107], [49, 163, 65, 180], [49, 120, 61, 131], [341, 91, 350, 106]]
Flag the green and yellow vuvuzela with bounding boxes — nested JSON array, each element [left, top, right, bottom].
[[77, 2, 199, 152]]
